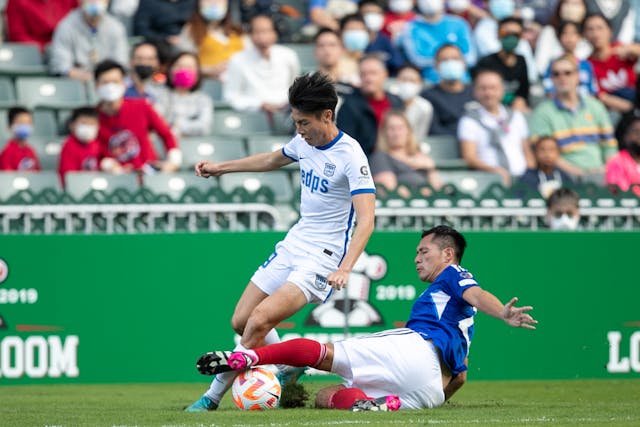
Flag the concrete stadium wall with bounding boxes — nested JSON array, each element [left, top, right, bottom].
[[0, 232, 638, 384]]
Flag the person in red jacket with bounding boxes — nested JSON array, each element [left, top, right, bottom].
[[5, 0, 78, 51], [93, 60, 182, 174], [0, 106, 40, 171], [58, 106, 101, 186]]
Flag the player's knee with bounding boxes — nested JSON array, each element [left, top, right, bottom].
[[230, 314, 246, 335]]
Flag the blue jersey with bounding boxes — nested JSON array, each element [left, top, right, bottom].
[[406, 265, 479, 375]]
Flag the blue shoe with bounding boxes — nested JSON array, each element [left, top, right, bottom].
[[277, 365, 307, 385], [184, 395, 218, 412]]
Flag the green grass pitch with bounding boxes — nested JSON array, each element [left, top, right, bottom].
[[0, 378, 638, 426]]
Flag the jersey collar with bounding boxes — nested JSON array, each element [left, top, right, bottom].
[[316, 130, 343, 151]]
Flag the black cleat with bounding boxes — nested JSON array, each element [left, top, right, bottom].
[[196, 351, 234, 375]]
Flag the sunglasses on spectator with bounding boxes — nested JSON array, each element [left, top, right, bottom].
[[551, 69, 576, 77]]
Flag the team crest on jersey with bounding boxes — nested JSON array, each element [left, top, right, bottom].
[[314, 274, 328, 291], [460, 271, 473, 279], [323, 163, 336, 177]]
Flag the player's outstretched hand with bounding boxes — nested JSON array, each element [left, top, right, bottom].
[[327, 269, 350, 290], [502, 297, 537, 329], [195, 161, 221, 178]]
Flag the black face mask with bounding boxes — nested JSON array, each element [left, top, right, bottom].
[[134, 65, 154, 80], [628, 143, 640, 157]]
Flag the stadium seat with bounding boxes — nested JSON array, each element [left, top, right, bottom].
[[15, 77, 89, 109], [220, 171, 293, 203], [212, 110, 272, 136], [201, 79, 230, 109], [0, 43, 47, 76], [283, 43, 317, 73], [0, 77, 16, 107], [246, 135, 297, 169], [180, 136, 247, 170], [142, 172, 218, 201], [438, 170, 503, 198], [29, 136, 64, 170], [421, 135, 467, 170], [65, 172, 139, 200], [0, 171, 61, 201]]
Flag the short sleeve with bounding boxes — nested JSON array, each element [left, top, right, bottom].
[[282, 136, 302, 162], [441, 266, 479, 300], [344, 145, 376, 195]]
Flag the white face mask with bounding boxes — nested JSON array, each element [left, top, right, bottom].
[[363, 13, 385, 33], [389, 0, 414, 14], [396, 81, 422, 101], [97, 83, 125, 102], [418, 0, 444, 16], [549, 214, 579, 231], [448, 0, 470, 13], [74, 123, 99, 142]]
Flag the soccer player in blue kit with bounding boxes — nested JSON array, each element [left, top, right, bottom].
[[196, 225, 537, 411], [186, 72, 377, 411]]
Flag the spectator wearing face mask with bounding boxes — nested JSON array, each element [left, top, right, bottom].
[[339, 14, 369, 87], [49, 0, 129, 81], [125, 41, 166, 101], [382, 0, 417, 41], [394, 64, 433, 139], [177, 0, 245, 80], [0, 107, 40, 172], [153, 52, 213, 137], [396, 0, 477, 83], [546, 187, 581, 230], [58, 107, 101, 186], [606, 110, 640, 195], [473, 0, 538, 83], [358, 0, 405, 75], [421, 44, 474, 137]]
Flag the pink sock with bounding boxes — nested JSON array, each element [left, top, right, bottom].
[[253, 338, 326, 367], [329, 388, 369, 409]]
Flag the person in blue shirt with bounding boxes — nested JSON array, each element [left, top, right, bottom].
[[196, 225, 537, 411]]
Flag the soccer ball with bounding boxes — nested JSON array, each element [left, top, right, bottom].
[[231, 367, 281, 410]]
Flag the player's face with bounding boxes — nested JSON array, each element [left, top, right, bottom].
[[415, 234, 451, 283], [291, 108, 334, 147]]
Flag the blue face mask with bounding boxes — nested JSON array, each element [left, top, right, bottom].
[[13, 124, 33, 140], [438, 59, 465, 81], [342, 30, 369, 52], [200, 4, 227, 21], [82, 1, 106, 17], [489, 0, 515, 20]]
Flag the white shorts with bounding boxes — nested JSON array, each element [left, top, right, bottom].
[[332, 328, 446, 409], [250, 241, 340, 303]]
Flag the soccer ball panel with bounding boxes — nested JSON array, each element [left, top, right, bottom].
[[231, 367, 281, 410]]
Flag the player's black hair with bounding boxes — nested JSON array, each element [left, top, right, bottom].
[[8, 106, 31, 126], [288, 73, 338, 118], [546, 188, 579, 209], [94, 59, 126, 82], [422, 226, 467, 263], [69, 106, 98, 122]]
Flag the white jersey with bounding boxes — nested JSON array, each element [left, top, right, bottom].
[[281, 130, 375, 259]]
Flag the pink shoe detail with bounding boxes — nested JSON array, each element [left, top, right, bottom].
[[385, 395, 401, 411], [228, 352, 255, 370]]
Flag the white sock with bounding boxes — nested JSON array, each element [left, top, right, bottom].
[[204, 342, 248, 404], [265, 328, 281, 345]]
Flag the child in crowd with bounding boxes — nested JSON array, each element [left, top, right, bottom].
[[518, 135, 573, 198], [58, 106, 102, 186], [0, 106, 40, 171], [546, 187, 581, 230]]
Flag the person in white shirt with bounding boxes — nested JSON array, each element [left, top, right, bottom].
[[223, 14, 300, 113], [458, 68, 532, 187], [186, 72, 376, 412]]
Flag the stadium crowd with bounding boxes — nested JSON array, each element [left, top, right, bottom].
[[1, 0, 640, 210]]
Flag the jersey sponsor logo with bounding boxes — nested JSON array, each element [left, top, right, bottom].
[[314, 274, 328, 291], [359, 165, 369, 176], [323, 163, 336, 177], [301, 168, 329, 193]]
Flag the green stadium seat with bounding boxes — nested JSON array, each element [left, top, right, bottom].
[[438, 170, 503, 199], [421, 135, 467, 170], [201, 79, 230, 109], [0, 171, 61, 201], [65, 172, 139, 200], [0, 77, 16, 107], [247, 135, 297, 169], [220, 171, 293, 203], [180, 136, 247, 170], [29, 136, 64, 170], [283, 43, 317, 73], [0, 43, 47, 76], [142, 172, 218, 201], [15, 77, 89, 109], [212, 110, 272, 136], [33, 109, 60, 137]]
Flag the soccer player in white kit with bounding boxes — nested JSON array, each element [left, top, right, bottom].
[[196, 226, 537, 411], [186, 72, 376, 411]]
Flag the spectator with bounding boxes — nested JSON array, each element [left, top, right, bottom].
[[58, 106, 101, 186], [529, 54, 617, 177], [474, 0, 538, 83], [153, 51, 213, 137], [0, 107, 40, 171], [446, 0, 489, 28], [5, 0, 78, 52], [93, 60, 182, 174], [458, 69, 531, 187], [382, 0, 417, 41], [313, 28, 358, 89], [517, 135, 574, 198], [583, 13, 640, 113], [133, 0, 197, 51], [177, 0, 245, 80], [49, 0, 129, 81], [223, 14, 300, 113], [396, 0, 477, 83], [541, 21, 598, 97], [394, 64, 433, 139], [535, 0, 591, 76], [422, 44, 474, 137], [519, 0, 560, 26], [546, 187, 581, 230], [585, 0, 634, 43], [337, 55, 404, 156], [308, 0, 359, 32], [358, 0, 405, 75], [370, 110, 442, 197], [338, 14, 369, 87], [606, 110, 640, 194], [124, 41, 165, 101], [475, 17, 530, 112]]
